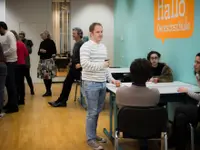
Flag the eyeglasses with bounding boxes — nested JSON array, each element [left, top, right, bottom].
[[150, 57, 158, 60]]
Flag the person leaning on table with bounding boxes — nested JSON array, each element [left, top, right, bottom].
[[147, 51, 173, 83], [168, 53, 200, 150]]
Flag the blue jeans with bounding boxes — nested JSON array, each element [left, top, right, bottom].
[[0, 63, 7, 113], [83, 81, 107, 141]]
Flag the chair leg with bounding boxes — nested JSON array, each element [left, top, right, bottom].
[[189, 123, 195, 150], [115, 131, 119, 150], [161, 132, 168, 150], [164, 132, 168, 150], [74, 83, 78, 102]]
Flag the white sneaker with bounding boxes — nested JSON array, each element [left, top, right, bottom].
[[0, 112, 5, 118]]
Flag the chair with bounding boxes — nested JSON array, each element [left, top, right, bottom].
[[115, 106, 168, 150], [74, 80, 81, 102]]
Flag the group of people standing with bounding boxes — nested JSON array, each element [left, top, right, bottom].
[[0, 22, 34, 115]]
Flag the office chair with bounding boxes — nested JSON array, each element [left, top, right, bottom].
[[115, 106, 168, 150]]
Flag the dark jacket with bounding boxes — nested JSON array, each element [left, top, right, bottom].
[[38, 38, 57, 60], [0, 44, 5, 63], [22, 39, 33, 67], [152, 63, 173, 82], [71, 40, 84, 65]]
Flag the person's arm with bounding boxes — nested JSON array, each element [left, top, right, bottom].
[[22, 42, 28, 57], [106, 68, 115, 83], [80, 43, 106, 72], [3, 33, 17, 57], [155, 65, 173, 82], [51, 40, 57, 57], [74, 42, 83, 65], [38, 42, 42, 56], [27, 40, 33, 54], [187, 91, 200, 102]]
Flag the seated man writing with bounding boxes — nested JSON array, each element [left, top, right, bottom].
[[147, 51, 173, 83]]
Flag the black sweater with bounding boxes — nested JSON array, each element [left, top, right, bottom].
[[71, 40, 84, 65], [38, 39, 57, 60]]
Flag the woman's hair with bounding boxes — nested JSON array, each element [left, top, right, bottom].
[[0, 44, 6, 62], [40, 30, 51, 39], [147, 51, 161, 60], [10, 30, 19, 41], [130, 58, 152, 84]]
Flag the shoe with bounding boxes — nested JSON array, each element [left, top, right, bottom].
[[0, 112, 5, 118], [48, 101, 66, 107], [42, 92, 52, 97], [31, 90, 35, 95], [5, 107, 19, 114], [87, 140, 104, 150], [96, 136, 107, 143]]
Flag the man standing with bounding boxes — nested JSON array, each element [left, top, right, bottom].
[[19, 31, 34, 95], [0, 21, 18, 113], [80, 23, 118, 150], [48, 28, 84, 107]]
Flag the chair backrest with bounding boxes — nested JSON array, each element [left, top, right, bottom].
[[117, 106, 168, 139]]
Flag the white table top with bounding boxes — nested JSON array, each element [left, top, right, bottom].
[[108, 68, 130, 74], [106, 81, 200, 94]]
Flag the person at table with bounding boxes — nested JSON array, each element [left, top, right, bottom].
[[80, 22, 120, 150], [147, 51, 173, 83], [116, 58, 160, 108], [48, 27, 84, 107], [37, 30, 57, 97], [168, 53, 200, 150]]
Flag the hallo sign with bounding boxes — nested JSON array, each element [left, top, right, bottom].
[[154, 0, 194, 44]]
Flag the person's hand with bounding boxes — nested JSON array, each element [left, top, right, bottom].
[[150, 78, 159, 83], [75, 63, 81, 69], [177, 87, 188, 93], [40, 49, 46, 53], [103, 60, 110, 68], [112, 80, 121, 87]]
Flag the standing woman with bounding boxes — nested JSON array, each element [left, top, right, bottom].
[[0, 44, 7, 117], [37, 30, 57, 97], [10, 30, 28, 105]]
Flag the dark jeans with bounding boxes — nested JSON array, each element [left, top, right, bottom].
[[5, 62, 18, 109], [57, 66, 81, 103], [15, 65, 26, 103], [172, 105, 200, 150], [24, 66, 34, 92], [43, 79, 52, 93], [0, 63, 7, 113]]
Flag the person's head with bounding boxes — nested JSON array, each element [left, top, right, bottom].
[[72, 27, 83, 41], [194, 53, 200, 74], [40, 30, 51, 40], [130, 58, 152, 85], [19, 31, 26, 40], [10, 30, 19, 41], [147, 51, 161, 67], [0, 21, 8, 35], [89, 22, 103, 43]]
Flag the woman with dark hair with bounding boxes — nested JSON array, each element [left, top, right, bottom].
[[147, 51, 173, 83], [0, 43, 7, 117], [168, 53, 200, 150], [10, 30, 28, 105], [37, 30, 57, 97]]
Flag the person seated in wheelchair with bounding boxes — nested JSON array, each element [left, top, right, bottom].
[[116, 58, 160, 109]]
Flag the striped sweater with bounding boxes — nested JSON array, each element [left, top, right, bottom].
[[80, 40, 114, 82], [188, 91, 200, 107]]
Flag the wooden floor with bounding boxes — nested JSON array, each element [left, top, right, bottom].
[[0, 83, 158, 150]]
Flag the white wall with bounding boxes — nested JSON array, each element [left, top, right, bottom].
[[0, 0, 6, 21], [70, 0, 114, 64], [6, 0, 52, 83]]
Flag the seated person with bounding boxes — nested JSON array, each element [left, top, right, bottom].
[[169, 53, 200, 150], [147, 51, 173, 83], [116, 58, 160, 109]]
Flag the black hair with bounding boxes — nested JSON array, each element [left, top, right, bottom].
[[0, 21, 8, 30], [147, 51, 161, 60], [130, 58, 152, 85], [89, 22, 102, 32], [73, 27, 83, 38], [196, 53, 200, 57]]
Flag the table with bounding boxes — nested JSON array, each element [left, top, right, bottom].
[[108, 68, 130, 74], [103, 81, 200, 144]]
